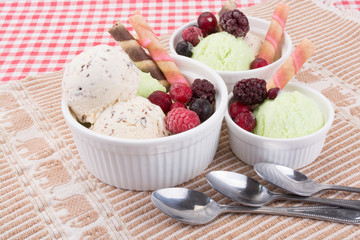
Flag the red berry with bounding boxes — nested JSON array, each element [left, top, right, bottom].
[[166, 108, 200, 134], [197, 12, 218, 35], [229, 101, 252, 119], [148, 91, 172, 114], [182, 26, 203, 46], [170, 101, 187, 111], [234, 111, 256, 132], [267, 87, 280, 100], [169, 83, 193, 103], [250, 57, 268, 69]]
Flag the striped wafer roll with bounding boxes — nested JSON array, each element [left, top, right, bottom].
[[257, 3, 290, 64], [266, 39, 316, 90], [129, 12, 189, 86], [109, 21, 170, 90]]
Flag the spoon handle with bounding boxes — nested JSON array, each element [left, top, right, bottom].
[[220, 205, 360, 225], [275, 194, 360, 210], [323, 184, 360, 194]]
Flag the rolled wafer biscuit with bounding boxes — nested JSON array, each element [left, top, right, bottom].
[[109, 21, 170, 90], [257, 3, 290, 64], [266, 39, 316, 90], [129, 12, 189, 86]]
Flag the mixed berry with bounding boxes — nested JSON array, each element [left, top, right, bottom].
[[230, 78, 279, 132], [148, 79, 216, 134]]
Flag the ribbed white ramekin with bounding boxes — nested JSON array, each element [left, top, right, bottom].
[[62, 54, 228, 190], [225, 83, 334, 169]]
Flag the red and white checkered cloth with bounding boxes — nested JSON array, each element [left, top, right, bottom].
[[1, 0, 359, 82]]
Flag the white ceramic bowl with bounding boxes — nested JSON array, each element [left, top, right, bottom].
[[62, 54, 228, 191], [170, 17, 293, 93], [225, 83, 334, 169]]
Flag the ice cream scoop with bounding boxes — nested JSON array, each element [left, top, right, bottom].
[[191, 31, 262, 71], [253, 90, 324, 138], [91, 96, 168, 139], [62, 44, 140, 124]]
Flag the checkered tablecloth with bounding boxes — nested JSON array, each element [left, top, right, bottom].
[[0, 0, 359, 82]]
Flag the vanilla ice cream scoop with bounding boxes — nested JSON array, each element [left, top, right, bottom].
[[63, 44, 140, 124], [91, 96, 169, 139]]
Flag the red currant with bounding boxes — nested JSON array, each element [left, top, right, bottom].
[[148, 91, 172, 114], [197, 12, 217, 35], [229, 101, 252, 119], [250, 58, 268, 69]]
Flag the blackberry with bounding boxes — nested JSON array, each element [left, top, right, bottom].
[[233, 78, 267, 105], [219, 9, 249, 38], [190, 78, 216, 103], [189, 98, 213, 122]]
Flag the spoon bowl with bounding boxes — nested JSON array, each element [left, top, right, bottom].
[[254, 163, 360, 196], [151, 187, 360, 225], [151, 187, 221, 224], [206, 171, 275, 206]]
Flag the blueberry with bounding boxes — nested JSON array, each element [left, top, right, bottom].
[[175, 41, 193, 57], [189, 98, 213, 122]]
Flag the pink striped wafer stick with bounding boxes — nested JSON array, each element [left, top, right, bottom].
[[266, 39, 316, 90], [257, 3, 290, 64], [129, 12, 189, 86]]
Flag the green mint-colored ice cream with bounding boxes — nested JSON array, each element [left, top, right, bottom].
[[191, 31, 255, 71], [137, 71, 166, 98], [253, 91, 324, 138]]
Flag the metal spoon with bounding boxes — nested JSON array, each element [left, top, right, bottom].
[[206, 171, 360, 210], [151, 187, 360, 225], [254, 162, 360, 197]]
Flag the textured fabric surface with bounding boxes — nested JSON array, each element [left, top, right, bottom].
[[0, 0, 359, 82], [1, 0, 360, 239]]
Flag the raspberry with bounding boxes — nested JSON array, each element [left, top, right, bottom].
[[166, 108, 200, 134], [190, 78, 216, 103], [234, 111, 256, 132], [250, 57, 268, 69], [189, 98, 213, 122], [182, 26, 203, 46], [175, 41, 193, 57], [229, 101, 252, 119], [170, 101, 187, 111], [169, 83, 193, 103], [219, 9, 249, 38], [268, 87, 280, 100], [148, 90, 172, 114], [233, 78, 267, 105], [197, 12, 218, 35]]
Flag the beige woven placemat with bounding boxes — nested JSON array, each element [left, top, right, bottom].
[[1, 0, 360, 239]]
